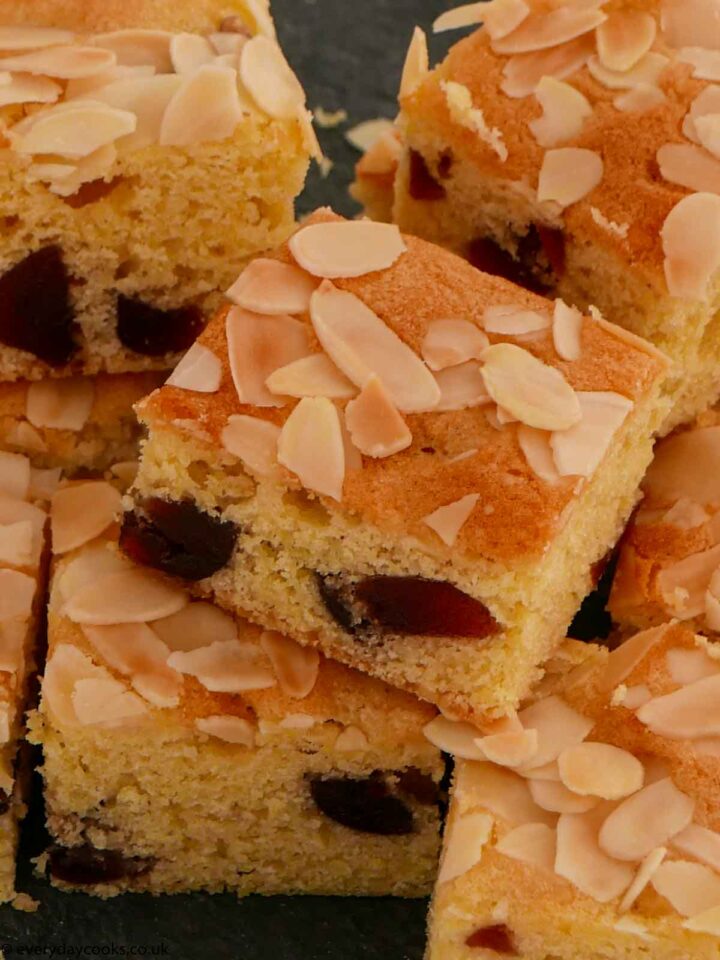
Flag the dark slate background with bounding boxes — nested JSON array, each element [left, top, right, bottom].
[[0, 2, 466, 958]]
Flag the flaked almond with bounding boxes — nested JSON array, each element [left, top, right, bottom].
[[481, 343, 581, 431], [91, 30, 173, 71], [345, 376, 411, 458], [529, 76, 591, 147], [637, 674, 720, 739], [602, 624, 670, 690], [0, 45, 115, 79], [0, 74, 60, 108], [677, 47, 720, 82], [537, 147, 603, 207], [438, 811, 493, 884], [518, 426, 560, 484], [435, 363, 491, 411], [240, 35, 305, 119], [310, 282, 439, 412], [695, 115, 720, 161], [555, 809, 634, 902], [151, 601, 237, 653], [87, 75, 182, 151], [226, 306, 312, 408], [684, 86, 720, 143], [237, 0, 276, 39], [10, 102, 136, 159], [483, 304, 550, 335], [423, 716, 486, 760], [496, 822, 556, 870], [423, 493, 480, 548], [588, 51, 668, 90], [657, 543, 720, 618], [7, 422, 47, 455], [166, 343, 222, 394], [662, 192, 720, 300], [501, 34, 595, 98], [195, 715, 256, 747], [54, 542, 133, 606], [399, 26, 429, 99], [334, 726, 369, 751], [478, 0, 531, 39], [441, 80, 507, 160], [64, 568, 188, 625], [51, 482, 121, 555], [37, 143, 118, 198], [160, 65, 244, 146], [657, 143, 720, 195], [651, 860, 720, 917], [260, 630, 319, 698], [552, 300, 582, 361], [0, 621, 26, 674], [599, 779, 695, 861], [83, 622, 181, 706], [643, 426, 720, 506], [346, 117, 395, 153], [291, 221, 406, 279], [558, 743, 644, 800], [0, 496, 45, 568], [614, 84, 667, 112], [221, 414, 281, 479], [518, 695, 594, 769], [551, 391, 632, 478], [72, 677, 148, 727], [0, 451, 30, 501], [0, 522, 34, 568], [167, 639, 276, 692], [433, 2, 486, 33], [227, 258, 318, 315], [26, 377, 94, 432], [619, 847, 667, 913], [277, 397, 345, 501], [684, 906, 720, 935], [421, 319, 489, 371], [673, 823, 720, 874], [666, 647, 720, 685], [529, 778, 598, 814], [493, 2, 605, 55], [660, 0, 720, 48], [42, 645, 101, 727], [0, 569, 35, 622], [597, 11, 656, 72], [169, 33, 215, 73], [266, 354, 356, 400], [475, 728, 538, 768], [453, 761, 556, 826], [617, 684, 651, 709]]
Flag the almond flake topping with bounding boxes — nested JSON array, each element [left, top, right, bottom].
[[51, 482, 122, 555], [673, 823, 720, 874], [0, 569, 35, 622], [240, 36, 305, 120], [345, 376, 411, 458], [558, 742, 644, 800], [10, 102, 136, 159], [82, 623, 181, 708], [501, 34, 595, 98], [73, 677, 149, 727], [666, 648, 720, 685], [555, 810, 634, 903], [64, 568, 188, 625], [517, 426, 560, 484], [441, 80, 508, 161], [476, 728, 539, 768], [433, 3, 487, 33], [684, 86, 720, 144], [195, 715, 255, 747], [677, 47, 720, 81], [227, 259, 318, 315], [657, 143, 720, 195], [0, 26, 75, 50], [551, 391, 632, 479], [277, 397, 345, 501], [587, 51, 669, 90], [346, 118, 395, 153], [26, 377, 94, 432], [643, 426, 720, 506], [619, 847, 667, 913], [438, 811, 494, 884], [552, 299, 583, 361], [160, 65, 244, 146], [492, 2, 606, 55], [87, 75, 183, 151], [529, 77, 592, 148], [0, 522, 33, 569], [42, 645, 105, 728], [0, 452, 30, 501], [518, 696, 593, 768], [480, 343, 581, 431], [310, 282, 439, 412], [597, 11, 656, 73], [651, 861, 720, 917], [0, 46, 116, 79], [421, 320, 489, 371], [453, 762, 556, 826], [260, 630, 319, 699], [399, 26, 429, 99], [483, 304, 550, 335], [637, 673, 720, 739], [169, 33, 215, 73], [529, 777, 598, 814], [423, 493, 480, 548], [614, 84, 667, 112], [599, 779, 695, 861], [537, 148, 603, 207], [8, 422, 47, 455], [662, 193, 720, 300], [0, 74, 61, 109], [684, 906, 720, 936], [168, 640, 276, 693], [601, 624, 670, 690], [290, 221, 406, 279], [91, 30, 173, 71], [221, 415, 281, 479], [660, 0, 720, 49], [435, 363, 491, 411], [152, 601, 237, 653], [423, 716, 486, 761], [166, 343, 222, 394], [266, 354, 356, 400], [496, 822, 556, 871]]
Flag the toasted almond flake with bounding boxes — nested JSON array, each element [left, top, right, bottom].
[[657, 544, 720, 618], [195, 715, 255, 747], [72, 677, 148, 727], [42, 645, 99, 727], [399, 26, 429, 99], [602, 625, 670, 691], [334, 726, 369, 751], [597, 11, 656, 72], [657, 143, 720, 195], [423, 716, 486, 760], [673, 823, 720, 873], [65, 64, 157, 100], [483, 304, 550, 335], [0, 46, 115, 79], [166, 343, 222, 394], [346, 117, 394, 153], [83, 622, 181, 706], [421, 320, 489, 371], [260, 630, 319, 698], [85, 75, 182, 151], [651, 860, 720, 917], [151, 601, 237, 653], [518, 696, 593, 769], [423, 493, 479, 548], [517, 426, 561, 484], [599, 779, 695, 861], [587, 51, 669, 90], [684, 86, 720, 143], [501, 34, 595, 98], [0, 620, 25, 674], [644, 426, 720, 506], [433, 2, 487, 33], [706, 588, 720, 630], [440, 0, 530, 39], [267, 354, 356, 400], [169, 33, 215, 73], [210, 32, 248, 56], [435, 363, 491, 411], [25, 377, 94, 432], [438, 811, 494, 884], [0, 569, 35, 622], [558, 743, 644, 800], [476, 728, 538, 767], [552, 300, 583, 360], [0, 496, 44, 569], [537, 147, 603, 207], [291, 221, 406, 280], [493, 2, 606, 55], [310, 281, 439, 412], [240, 36, 305, 120], [239, 0, 277, 39], [226, 306, 311, 408], [496, 822, 556, 870], [64, 568, 187, 625], [133, 668, 181, 705], [355, 129, 402, 178], [678, 47, 720, 81], [684, 905, 720, 935], [160, 65, 243, 146], [344, 376, 411, 458], [551, 391, 632, 479], [221, 414, 281, 479], [617, 684, 652, 709], [37, 143, 118, 198], [441, 80, 507, 161], [0, 451, 30, 501], [10, 101, 136, 159], [8, 421, 47, 454], [277, 397, 345, 500], [529, 778, 598, 814], [168, 640, 275, 693], [91, 30, 173, 71], [666, 648, 720, 685], [529, 76, 592, 148], [615, 84, 667, 113], [54, 542, 133, 606], [695, 114, 720, 160], [480, 343, 581, 431], [637, 673, 720, 739], [227, 259, 318, 315], [453, 761, 557, 826], [556, 809, 634, 902], [50, 482, 121, 555], [660, 0, 720, 48], [0, 521, 33, 568], [619, 847, 667, 913], [0, 74, 61, 108]]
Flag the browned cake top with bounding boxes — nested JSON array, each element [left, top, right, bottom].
[[140, 208, 666, 565]]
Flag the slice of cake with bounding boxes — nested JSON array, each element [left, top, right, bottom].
[[610, 405, 720, 635], [0, 372, 161, 473], [0, 452, 49, 902], [29, 502, 443, 898], [123, 208, 667, 722], [0, 0, 313, 382], [368, 0, 720, 430], [427, 622, 720, 958]]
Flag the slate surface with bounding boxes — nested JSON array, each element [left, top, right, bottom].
[[0, 2, 461, 958]]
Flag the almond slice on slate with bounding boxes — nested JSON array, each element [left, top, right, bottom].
[[166, 343, 222, 393], [537, 148, 603, 207], [421, 319, 489, 371], [453, 762, 556, 826], [226, 306, 312, 408], [597, 11, 656, 72], [64, 568, 188, 625], [260, 630, 319, 698], [310, 282, 439, 412], [558, 743, 644, 800], [518, 696, 593, 768], [435, 363, 491, 411], [492, 2, 606, 55], [0, 26, 74, 50], [65, 64, 157, 100], [160, 65, 244, 146], [345, 377, 411, 458], [438, 811, 494, 884], [0, 452, 30, 501], [346, 117, 395, 153], [555, 809, 634, 903], [51, 482, 122, 555], [277, 397, 345, 501], [0, 522, 34, 568], [423, 716, 487, 761], [529, 77, 592, 148], [72, 677, 148, 727], [169, 33, 215, 73], [195, 715, 256, 747], [551, 391, 632, 478], [91, 30, 173, 71], [221, 414, 282, 479], [152, 601, 237, 652], [10, 102, 136, 159], [666, 647, 720, 685], [26, 377, 94, 432], [552, 300, 582, 361], [423, 494, 480, 548], [0, 45, 116, 79], [588, 51, 668, 90], [0, 569, 35, 622], [662, 193, 720, 300], [657, 143, 720, 195], [619, 846, 667, 913], [167, 639, 276, 692], [240, 36, 305, 120], [210, 33, 248, 56], [87, 75, 183, 151], [483, 304, 550, 335], [517, 426, 561, 484], [481, 343, 581, 431], [501, 34, 595, 98], [227, 258, 318, 315], [673, 823, 720, 873], [267, 354, 356, 400], [399, 26, 429, 99], [637, 674, 720, 739], [291, 221, 406, 279], [599, 779, 695, 861], [0, 74, 61, 108], [651, 860, 720, 917], [657, 544, 720, 619], [496, 822, 556, 870], [529, 778, 598, 814]]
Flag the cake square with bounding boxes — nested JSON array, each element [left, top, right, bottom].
[[0, 0, 313, 382], [427, 622, 720, 959], [124, 208, 667, 722], [362, 0, 720, 431], [30, 499, 443, 898]]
